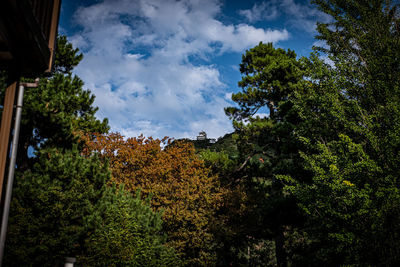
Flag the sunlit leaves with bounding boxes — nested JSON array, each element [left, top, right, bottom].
[[84, 133, 224, 266]]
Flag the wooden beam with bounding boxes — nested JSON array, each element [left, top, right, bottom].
[[0, 0, 50, 76], [46, 0, 61, 73], [0, 81, 17, 200]]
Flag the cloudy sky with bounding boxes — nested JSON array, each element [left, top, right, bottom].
[[59, 0, 330, 139]]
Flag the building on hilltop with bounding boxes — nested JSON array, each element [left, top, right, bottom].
[[197, 131, 207, 140], [196, 131, 216, 144]]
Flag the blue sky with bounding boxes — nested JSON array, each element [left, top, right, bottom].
[[59, 0, 330, 139]]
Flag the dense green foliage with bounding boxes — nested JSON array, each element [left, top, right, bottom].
[[285, 0, 400, 265], [210, 0, 400, 266], [82, 185, 180, 267], [5, 148, 178, 266], [5, 147, 109, 266]]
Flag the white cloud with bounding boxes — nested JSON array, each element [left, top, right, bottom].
[[238, 1, 279, 22], [281, 0, 332, 33], [253, 112, 269, 119], [311, 40, 334, 66], [239, 0, 331, 34], [70, 0, 290, 139]]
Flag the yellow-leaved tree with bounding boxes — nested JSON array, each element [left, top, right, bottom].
[[83, 133, 224, 266]]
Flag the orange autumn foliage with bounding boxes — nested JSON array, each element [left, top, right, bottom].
[[83, 132, 224, 266]]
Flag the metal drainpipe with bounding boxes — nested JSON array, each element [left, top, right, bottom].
[[0, 84, 24, 267]]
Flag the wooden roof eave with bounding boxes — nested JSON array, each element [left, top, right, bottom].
[[0, 0, 51, 77]]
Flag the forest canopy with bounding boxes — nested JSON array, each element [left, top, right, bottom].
[[0, 0, 399, 266]]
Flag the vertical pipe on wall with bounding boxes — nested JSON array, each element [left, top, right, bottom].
[[0, 84, 24, 267]]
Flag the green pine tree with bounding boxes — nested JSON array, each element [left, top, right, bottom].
[[223, 43, 307, 267], [12, 35, 109, 171], [5, 147, 180, 266]]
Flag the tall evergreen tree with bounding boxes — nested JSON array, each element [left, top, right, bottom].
[[283, 0, 400, 265], [225, 43, 308, 267]]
